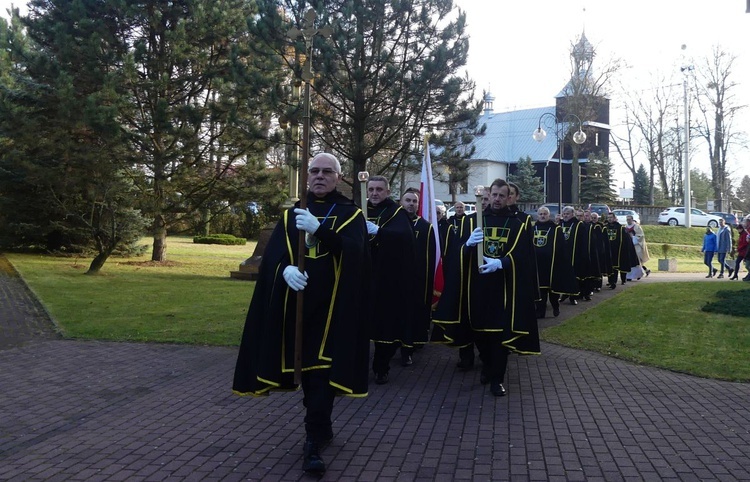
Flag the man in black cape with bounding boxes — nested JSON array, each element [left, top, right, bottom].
[[398, 189, 436, 366], [533, 205, 577, 318], [365, 176, 417, 384], [604, 211, 639, 288], [558, 206, 586, 304], [432, 188, 488, 370], [462, 179, 540, 396], [233, 153, 370, 474]]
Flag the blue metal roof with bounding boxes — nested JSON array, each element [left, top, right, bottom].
[[472, 106, 560, 164]]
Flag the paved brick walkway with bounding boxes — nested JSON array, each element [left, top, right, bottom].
[[1, 256, 749, 481]]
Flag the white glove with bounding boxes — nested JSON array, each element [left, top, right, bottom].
[[479, 256, 502, 274], [282, 265, 308, 291], [294, 208, 320, 235], [366, 221, 379, 235], [632, 236, 639, 245], [466, 228, 484, 247]]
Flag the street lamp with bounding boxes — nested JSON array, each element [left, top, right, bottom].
[[532, 112, 587, 214], [681, 44, 693, 228]]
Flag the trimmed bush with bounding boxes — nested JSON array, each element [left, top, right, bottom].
[[193, 234, 246, 245]]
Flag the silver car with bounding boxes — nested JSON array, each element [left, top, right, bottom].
[[613, 209, 640, 224]]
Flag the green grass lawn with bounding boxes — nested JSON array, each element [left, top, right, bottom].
[[6, 236, 257, 346], [6, 233, 750, 382], [542, 282, 750, 381]]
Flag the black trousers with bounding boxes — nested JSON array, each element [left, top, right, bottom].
[[372, 341, 398, 375], [301, 369, 335, 443], [608, 271, 626, 286], [536, 288, 559, 317], [474, 333, 509, 383]]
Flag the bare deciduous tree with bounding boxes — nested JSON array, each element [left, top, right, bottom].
[[693, 46, 746, 211]]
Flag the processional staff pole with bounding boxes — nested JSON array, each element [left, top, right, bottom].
[[358, 171, 369, 214], [287, 8, 332, 385], [474, 185, 485, 269]]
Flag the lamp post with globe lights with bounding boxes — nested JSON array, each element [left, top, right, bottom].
[[532, 113, 587, 214]]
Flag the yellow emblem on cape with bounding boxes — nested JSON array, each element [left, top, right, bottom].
[[484, 226, 509, 257], [607, 227, 617, 241], [561, 225, 571, 240], [534, 230, 548, 247]]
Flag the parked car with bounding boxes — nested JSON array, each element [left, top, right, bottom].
[[709, 212, 738, 226], [446, 203, 477, 219], [658, 207, 721, 228], [525, 203, 560, 222], [612, 209, 640, 225], [586, 203, 611, 218]]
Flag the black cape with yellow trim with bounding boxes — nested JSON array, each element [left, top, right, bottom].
[[430, 210, 477, 345], [232, 190, 370, 397], [463, 207, 540, 355], [410, 216, 436, 345], [367, 198, 417, 345], [592, 222, 613, 276], [605, 221, 639, 273], [533, 220, 578, 295], [559, 218, 590, 286]]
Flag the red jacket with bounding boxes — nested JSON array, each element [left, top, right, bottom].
[[738, 227, 749, 258]]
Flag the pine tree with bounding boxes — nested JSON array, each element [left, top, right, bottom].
[[632, 164, 650, 205], [0, 2, 149, 272], [255, 0, 479, 200], [579, 152, 616, 204], [507, 156, 544, 203]]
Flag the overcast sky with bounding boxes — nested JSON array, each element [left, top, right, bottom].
[[453, 0, 750, 184], [3, 0, 748, 184]]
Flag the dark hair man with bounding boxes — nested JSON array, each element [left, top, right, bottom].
[[460, 179, 539, 396], [366, 176, 416, 384]]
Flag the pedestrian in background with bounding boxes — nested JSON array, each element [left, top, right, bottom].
[[702, 227, 718, 278], [732, 217, 749, 280], [716, 218, 734, 279]]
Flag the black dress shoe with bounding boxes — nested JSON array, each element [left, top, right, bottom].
[[375, 372, 389, 384], [456, 359, 474, 371], [552, 306, 560, 317], [609, 283, 616, 289], [302, 439, 326, 474], [401, 355, 413, 367], [560, 295, 569, 302], [713, 268, 718, 276], [490, 381, 506, 397], [582, 294, 592, 301]]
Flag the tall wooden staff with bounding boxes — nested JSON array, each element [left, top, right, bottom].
[[357, 171, 369, 213], [474, 185, 485, 269], [287, 9, 332, 385]]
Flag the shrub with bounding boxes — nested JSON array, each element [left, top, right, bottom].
[[193, 234, 246, 245]]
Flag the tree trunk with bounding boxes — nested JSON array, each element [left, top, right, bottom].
[[152, 214, 167, 262], [86, 250, 112, 274]]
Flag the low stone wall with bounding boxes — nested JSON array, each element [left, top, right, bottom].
[[519, 203, 667, 225]]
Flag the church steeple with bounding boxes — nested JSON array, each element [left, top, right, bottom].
[[571, 31, 595, 66], [483, 91, 495, 116]]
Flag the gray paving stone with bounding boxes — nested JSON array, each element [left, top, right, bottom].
[[2, 255, 750, 480]]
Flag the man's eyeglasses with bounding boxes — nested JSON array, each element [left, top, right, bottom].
[[308, 167, 338, 176]]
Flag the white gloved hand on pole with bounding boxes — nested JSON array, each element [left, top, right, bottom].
[[466, 227, 484, 247], [478, 256, 502, 274], [294, 208, 320, 235], [283, 265, 308, 291], [366, 221, 379, 235]]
